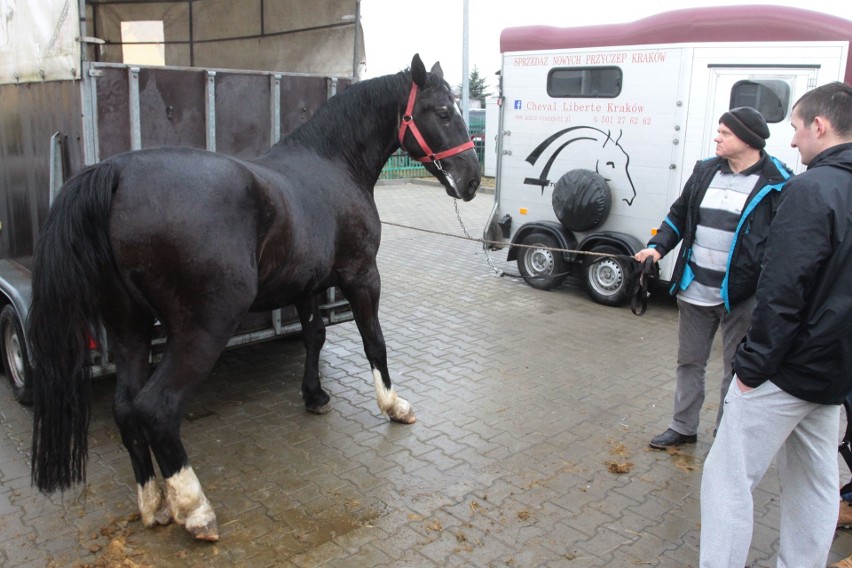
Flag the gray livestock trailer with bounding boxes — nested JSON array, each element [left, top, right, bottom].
[[0, 0, 365, 403]]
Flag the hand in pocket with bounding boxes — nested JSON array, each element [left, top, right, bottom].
[[735, 374, 755, 393]]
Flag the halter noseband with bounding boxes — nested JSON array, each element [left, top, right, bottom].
[[398, 83, 475, 170]]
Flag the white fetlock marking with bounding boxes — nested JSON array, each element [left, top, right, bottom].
[[164, 466, 216, 531], [137, 480, 165, 527], [373, 368, 397, 416], [372, 368, 412, 421]]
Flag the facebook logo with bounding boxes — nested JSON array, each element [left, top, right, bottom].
[[514, 100, 522, 110]]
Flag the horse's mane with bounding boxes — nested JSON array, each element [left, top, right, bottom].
[[282, 71, 408, 158], [276, 67, 453, 181]]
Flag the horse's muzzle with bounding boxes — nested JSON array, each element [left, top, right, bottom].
[[450, 152, 481, 201], [461, 175, 481, 202]]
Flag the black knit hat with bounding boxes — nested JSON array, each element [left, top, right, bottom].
[[719, 107, 770, 149]]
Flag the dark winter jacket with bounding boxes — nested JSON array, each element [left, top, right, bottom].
[[647, 153, 792, 310], [734, 142, 852, 404]]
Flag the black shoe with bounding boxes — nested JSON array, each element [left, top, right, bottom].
[[649, 428, 697, 450]]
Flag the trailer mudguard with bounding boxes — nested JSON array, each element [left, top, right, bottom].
[[578, 232, 644, 257], [507, 221, 578, 262]]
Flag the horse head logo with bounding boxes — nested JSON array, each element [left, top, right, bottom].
[[523, 126, 637, 206]]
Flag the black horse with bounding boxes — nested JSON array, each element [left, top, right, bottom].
[[28, 54, 480, 541]]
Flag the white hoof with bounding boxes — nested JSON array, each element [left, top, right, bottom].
[[164, 466, 219, 541], [388, 396, 416, 423], [373, 369, 416, 423]]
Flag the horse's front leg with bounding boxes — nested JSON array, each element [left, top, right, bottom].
[[344, 277, 416, 424], [295, 295, 331, 414]]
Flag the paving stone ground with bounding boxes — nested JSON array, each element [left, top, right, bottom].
[[1, 179, 852, 567]]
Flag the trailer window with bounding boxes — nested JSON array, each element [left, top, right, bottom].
[[547, 67, 622, 98], [729, 80, 790, 123], [120, 21, 166, 66]]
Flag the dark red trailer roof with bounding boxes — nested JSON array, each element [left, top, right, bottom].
[[501, 5, 852, 83]]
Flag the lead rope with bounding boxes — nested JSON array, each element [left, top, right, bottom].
[[628, 257, 659, 316], [383, 203, 637, 281], [450, 199, 622, 272], [384, 202, 656, 315], [451, 199, 654, 315]]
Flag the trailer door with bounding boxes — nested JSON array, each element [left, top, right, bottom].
[[702, 66, 820, 173]]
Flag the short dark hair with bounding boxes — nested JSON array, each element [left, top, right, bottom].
[[793, 82, 852, 137]]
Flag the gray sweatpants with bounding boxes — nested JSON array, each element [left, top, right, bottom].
[[670, 297, 755, 436], [699, 379, 840, 567]]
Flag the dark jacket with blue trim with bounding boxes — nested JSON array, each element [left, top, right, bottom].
[[646, 153, 792, 310], [734, 142, 852, 404]]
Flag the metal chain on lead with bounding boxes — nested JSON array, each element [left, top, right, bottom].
[[453, 199, 505, 277]]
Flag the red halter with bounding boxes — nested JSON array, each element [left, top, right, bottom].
[[398, 83, 475, 168]]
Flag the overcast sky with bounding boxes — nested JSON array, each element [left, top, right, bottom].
[[359, 0, 852, 90]]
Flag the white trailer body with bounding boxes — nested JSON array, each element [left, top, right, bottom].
[[484, 5, 852, 306]]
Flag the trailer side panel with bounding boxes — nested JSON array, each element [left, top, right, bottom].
[[0, 81, 83, 263]]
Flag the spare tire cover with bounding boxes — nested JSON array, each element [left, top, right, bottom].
[[551, 169, 612, 232]]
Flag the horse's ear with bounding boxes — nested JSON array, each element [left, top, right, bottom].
[[429, 62, 444, 80], [411, 53, 427, 88]]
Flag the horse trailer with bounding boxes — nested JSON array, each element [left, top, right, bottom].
[[483, 5, 852, 306], [0, 0, 364, 403]]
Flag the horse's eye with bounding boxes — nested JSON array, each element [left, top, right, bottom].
[[436, 107, 451, 120]]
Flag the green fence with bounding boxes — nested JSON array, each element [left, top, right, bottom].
[[379, 150, 428, 180], [380, 126, 485, 180]]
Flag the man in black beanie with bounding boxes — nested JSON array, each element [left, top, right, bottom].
[[719, 107, 771, 150], [635, 107, 793, 449]]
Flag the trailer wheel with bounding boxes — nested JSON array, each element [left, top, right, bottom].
[[517, 233, 569, 290], [1, 305, 33, 405], [583, 245, 630, 306]]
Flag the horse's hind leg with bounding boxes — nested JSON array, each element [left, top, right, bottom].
[[343, 277, 416, 424], [133, 327, 239, 541], [112, 324, 171, 527], [296, 295, 331, 414], [102, 294, 169, 528]]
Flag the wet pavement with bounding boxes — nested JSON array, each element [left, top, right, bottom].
[[2, 179, 852, 567]]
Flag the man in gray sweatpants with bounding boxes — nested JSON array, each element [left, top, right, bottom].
[[700, 82, 852, 567]]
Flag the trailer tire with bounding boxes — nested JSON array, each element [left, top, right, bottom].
[[552, 169, 611, 232], [582, 245, 630, 306], [517, 233, 569, 291], [1, 305, 32, 405]]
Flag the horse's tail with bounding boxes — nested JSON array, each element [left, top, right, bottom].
[[29, 161, 119, 493]]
